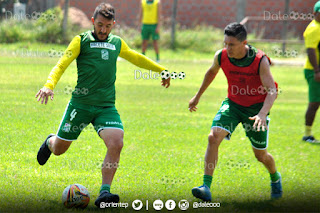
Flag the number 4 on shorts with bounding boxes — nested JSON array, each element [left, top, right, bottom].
[[70, 109, 77, 121]]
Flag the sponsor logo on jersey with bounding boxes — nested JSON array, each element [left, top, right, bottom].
[[62, 123, 71, 132], [90, 42, 116, 50]]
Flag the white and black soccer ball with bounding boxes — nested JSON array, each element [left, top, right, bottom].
[[171, 72, 177, 79], [48, 48, 56, 58], [160, 70, 170, 79], [31, 11, 41, 20], [62, 184, 90, 209], [178, 72, 186, 79], [64, 85, 73, 95]]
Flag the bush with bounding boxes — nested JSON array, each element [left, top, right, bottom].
[[34, 7, 64, 44], [0, 19, 35, 43], [0, 7, 80, 44]]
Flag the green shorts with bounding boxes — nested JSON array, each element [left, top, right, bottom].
[[57, 101, 123, 141], [211, 98, 270, 150], [304, 69, 320, 102], [141, 24, 159, 40]]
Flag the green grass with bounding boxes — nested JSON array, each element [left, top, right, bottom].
[[0, 47, 319, 212]]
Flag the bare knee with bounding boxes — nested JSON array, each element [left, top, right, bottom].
[[208, 131, 224, 147], [308, 102, 320, 111], [106, 138, 123, 153]]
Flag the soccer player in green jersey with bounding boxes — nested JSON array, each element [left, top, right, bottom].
[[189, 23, 282, 201], [302, 1, 320, 143], [35, 3, 170, 207]]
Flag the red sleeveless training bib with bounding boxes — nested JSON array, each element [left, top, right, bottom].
[[220, 48, 272, 107]]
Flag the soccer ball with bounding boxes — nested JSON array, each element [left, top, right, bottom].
[[171, 72, 177, 79], [62, 184, 90, 209], [178, 72, 186, 79], [160, 70, 170, 79]]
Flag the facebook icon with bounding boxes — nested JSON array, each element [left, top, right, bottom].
[[165, 200, 176, 210]]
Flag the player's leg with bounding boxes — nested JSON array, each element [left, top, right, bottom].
[[205, 127, 229, 177], [93, 106, 124, 207], [100, 129, 123, 186], [244, 117, 282, 199], [37, 102, 91, 165], [142, 40, 148, 55], [94, 128, 123, 206], [152, 24, 160, 62], [252, 148, 282, 199], [304, 102, 320, 141], [192, 98, 239, 201], [192, 127, 228, 201], [153, 40, 159, 62], [141, 24, 150, 55], [303, 69, 320, 142]]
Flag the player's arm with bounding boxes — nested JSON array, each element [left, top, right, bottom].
[[156, 1, 161, 33], [188, 50, 221, 112], [307, 48, 320, 81], [305, 29, 320, 81], [119, 38, 170, 88], [139, 2, 143, 27], [35, 36, 81, 104], [249, 56, 277, 131]]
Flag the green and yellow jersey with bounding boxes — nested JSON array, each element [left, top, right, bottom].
[[303, 19, 320, 70], [44, 30, 167, 106], [141, 0, 159, 25]]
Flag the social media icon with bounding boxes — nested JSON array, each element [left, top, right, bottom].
[[153, 199, 164, 210], [165, 200, 176, 210], [100, 202, 106, 208], [193, 202, 199, 208], [178, 200, 189, 210], [132, 199, 143, 210]]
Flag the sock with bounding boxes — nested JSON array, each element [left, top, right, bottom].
[[156, 54, 160, 61], [203, 175, 213, 188], [305, 125, 312, 136], [100, 184, 111, 193], [46, 137, 52, 152], [270, 171, 281, 182]]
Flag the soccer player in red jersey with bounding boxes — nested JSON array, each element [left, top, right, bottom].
[[189, 23, 282, 201]]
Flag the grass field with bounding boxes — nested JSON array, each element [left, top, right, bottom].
[[0, 45, 319, 212]]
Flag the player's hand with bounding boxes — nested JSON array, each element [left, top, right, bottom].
[[249, 114, 268, 132], [314, 71, 320, 82], [155, 26, 160, 34], [161, 77, 170, 88], [189, 95, 199, 112], [35, 87, 54, 104]]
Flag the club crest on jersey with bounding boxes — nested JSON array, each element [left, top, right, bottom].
[[101, 49, 109, 60]]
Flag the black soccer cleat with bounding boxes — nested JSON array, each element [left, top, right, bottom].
[[95, 191, 120, 208], [302, 135, 320, 143], [37, 134, 54, 165]]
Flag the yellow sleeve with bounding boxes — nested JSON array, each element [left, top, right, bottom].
[[44, 36, 81, 90], [118, 38, 167, 73], [304, 26, 320, 49]]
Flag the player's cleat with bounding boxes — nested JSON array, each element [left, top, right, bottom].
[[37, 134, 54, 165], [271, 175, 283, 199], [192, 185, 212, 201], [95, 191, 120, 208], [302, 135, 320, 143]]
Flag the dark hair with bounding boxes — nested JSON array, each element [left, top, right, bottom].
[[93, 3, 115, 20], [224, 22, 247, 42]]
